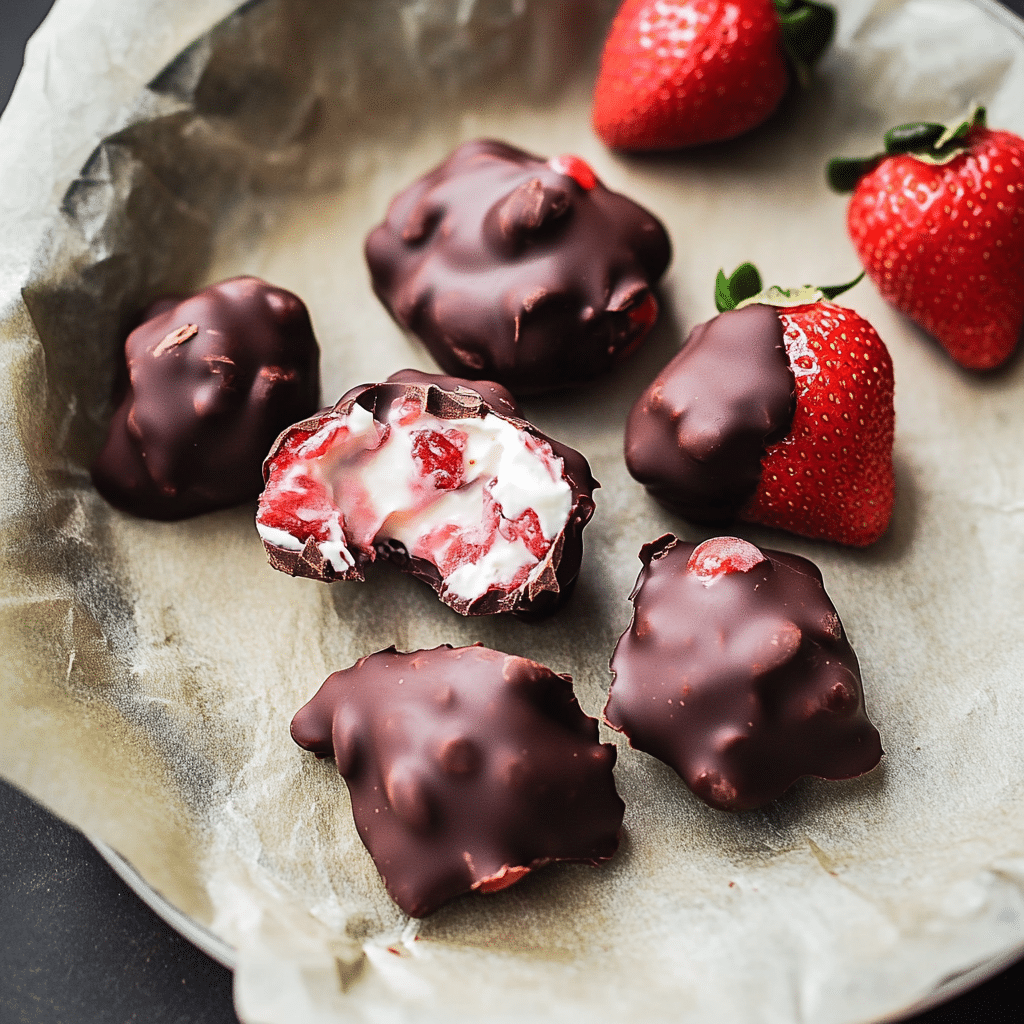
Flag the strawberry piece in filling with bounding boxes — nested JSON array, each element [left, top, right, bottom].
[[547, 153, 599, 191], [256, 395, 573, 605], [685, 537, 767, 582]]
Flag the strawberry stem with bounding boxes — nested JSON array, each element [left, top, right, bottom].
[[827, 107, 987, 192], [715, 264, 864, 311], [883, 122, 945, 154], [818, 271, 865, 300], [773, 0, 836, 87]]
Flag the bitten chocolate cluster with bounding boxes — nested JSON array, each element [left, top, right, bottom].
[[291, 644, 625, 918], [365, 139, 671, 393], [606, 535, 882, 811], [91, 276, 321, 520], [257, 369, 597, 618]]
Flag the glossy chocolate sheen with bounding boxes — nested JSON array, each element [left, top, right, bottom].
[[606, 535, 882, 811], [291, 645, 624, 917], [364, 367, 521, 421], [625, 304, 794, 522], [91, 276, 321, 520], [365, 139, 671, 394], [259, 370, 598, 618]]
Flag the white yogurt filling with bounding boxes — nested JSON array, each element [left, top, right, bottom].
[[259, 396, 573, 602]]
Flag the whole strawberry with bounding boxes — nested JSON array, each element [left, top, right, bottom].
[[625, 264, 895, 546], [829, 109, 1024, 370], [592, 0, 835, 151]]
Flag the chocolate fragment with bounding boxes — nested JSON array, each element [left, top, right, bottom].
[[256, 369, 597, 618], [625, 304, 794, 523], [91, 276, 321, 520], [292, 645, 624, 917], [606, 535, 882, 811], [384, 367, 521, 421], [365, 139, 671, 394]]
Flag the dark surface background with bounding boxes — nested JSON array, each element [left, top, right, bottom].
[[3, 0, 1024, 1022]]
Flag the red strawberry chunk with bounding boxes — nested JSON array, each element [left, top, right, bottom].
[[615, 290, 661, 363], [411, 429, 466, 491], [286, 424, 337, 464], [547, 154, 598, 190], [628, 291, 659, 332], [258, 421, 353, 543], [498, 506, 548, 561], [260, 468, 338, 543], [394, 397, 422, 427], [418, 491, 501, 578], [686, 537, 767, 580]]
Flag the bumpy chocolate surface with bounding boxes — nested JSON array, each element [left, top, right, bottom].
[[91, 276, 321, 520], [257, 369, 598, 618], [365, 139, 672, 393], [606, 535, 882, 811], [625, 304, 794, 522], [292, 645, 624, 917]]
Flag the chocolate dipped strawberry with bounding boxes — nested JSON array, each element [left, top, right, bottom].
[[606, 535, 882, 812], [625, 264, 895, 546], [592, 0, 836, 151], [257, 370, 597, 617], [829, 108, 1024, 370]]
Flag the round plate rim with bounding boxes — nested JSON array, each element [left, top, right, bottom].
[[75, 0, 1024, 1018], [89, 834, 237, 970]]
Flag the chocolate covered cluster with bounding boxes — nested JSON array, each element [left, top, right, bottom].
[[91, 276, 321, 520], [365, 139, 671, 393], [606, 535, 882, 811], [291, 645, 624, 917]]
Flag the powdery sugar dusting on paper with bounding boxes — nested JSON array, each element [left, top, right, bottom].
[[2, 1, 1024, 1023]]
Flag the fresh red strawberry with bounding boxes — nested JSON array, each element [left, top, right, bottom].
[[592, 0, 835, 150], [625, 263, 895, 546], [746, 305, 894, 546], [829, 109, 1024, 370]]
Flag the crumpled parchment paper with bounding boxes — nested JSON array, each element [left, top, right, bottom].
[[3, 1, 1024, 1022]]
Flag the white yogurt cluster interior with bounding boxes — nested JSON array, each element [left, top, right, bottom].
[[257, 394, 573, 603]]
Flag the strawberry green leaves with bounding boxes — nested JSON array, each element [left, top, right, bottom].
[[715, 263, 762, 311], [828, 108, 987, 193], [715, 262, 863, 312]]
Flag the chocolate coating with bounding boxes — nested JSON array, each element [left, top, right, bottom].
[[292, 645, 624, 917], [365, 139, 672, 394], [625, 304, 794, 522], [363, 367, 521, 422], [258, 370, 598, 618], [91, 276, 321, 520], [606, 535, 882, 811]]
